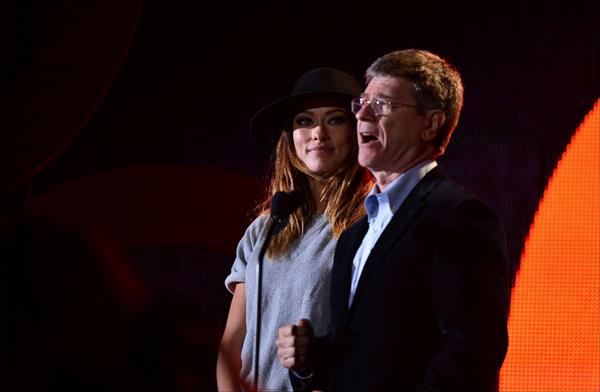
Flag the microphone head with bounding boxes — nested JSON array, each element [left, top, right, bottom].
[[270, 191, 301, 232]]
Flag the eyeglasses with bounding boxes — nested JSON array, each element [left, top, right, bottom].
[[351, 96, 420, 116]]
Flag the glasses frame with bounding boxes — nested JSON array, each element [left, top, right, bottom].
[[351, 96, 421, 116]]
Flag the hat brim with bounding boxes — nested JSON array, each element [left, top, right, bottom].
[[250, 91, 356, 154]]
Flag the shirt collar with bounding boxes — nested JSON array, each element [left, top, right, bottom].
[[364, 160, 437, 220]]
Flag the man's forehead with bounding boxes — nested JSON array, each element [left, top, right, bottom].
[[364, 76, 411, 97]]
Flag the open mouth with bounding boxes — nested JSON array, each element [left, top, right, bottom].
[[360, 132, 378, 143]]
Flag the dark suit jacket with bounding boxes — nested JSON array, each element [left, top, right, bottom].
[[291, 166, 510, 392]]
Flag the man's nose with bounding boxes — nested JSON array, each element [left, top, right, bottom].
[[355, 102, 375, 122]]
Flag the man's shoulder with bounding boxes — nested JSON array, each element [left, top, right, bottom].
[[424, 169, 486, 207], [430, 177, 503, 229]]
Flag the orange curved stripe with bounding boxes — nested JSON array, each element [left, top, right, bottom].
[[499, 100, 600, 391]]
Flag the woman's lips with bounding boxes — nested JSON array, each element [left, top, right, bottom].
[[308, 145, 333, 152]]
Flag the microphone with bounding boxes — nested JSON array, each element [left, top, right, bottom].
[[270, 190, 302, 233], [253, 190, 302, 391]]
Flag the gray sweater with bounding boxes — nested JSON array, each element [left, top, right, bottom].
[[225, 213, 336, 391]]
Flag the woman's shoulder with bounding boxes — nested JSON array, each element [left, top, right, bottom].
[[240, 214, 270, 241], [248, 213, 269, 229]]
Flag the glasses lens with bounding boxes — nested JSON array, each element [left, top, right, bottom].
[[371, 99, 385, 115], [351, 97, 363, 114]]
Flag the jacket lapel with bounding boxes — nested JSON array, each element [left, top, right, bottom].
[[347, 167, 445, 318], [331, 216, 368, 329]]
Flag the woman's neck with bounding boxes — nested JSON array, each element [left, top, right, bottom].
[[309, 178, 326, 214]]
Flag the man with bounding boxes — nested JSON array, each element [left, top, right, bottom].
[[276, 49, 510, 391]]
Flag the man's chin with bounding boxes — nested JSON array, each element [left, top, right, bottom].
[[358, 155, 379, 171]]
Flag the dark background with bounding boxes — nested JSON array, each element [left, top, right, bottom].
[[0, 0, 598, 390]]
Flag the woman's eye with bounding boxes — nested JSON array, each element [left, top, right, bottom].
[[327, 115, 348, 125], [294, 116, 314, 126]]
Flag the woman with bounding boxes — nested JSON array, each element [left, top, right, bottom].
[[216, 67, 371, 391]]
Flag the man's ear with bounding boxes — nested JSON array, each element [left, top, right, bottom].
[[422, 110, 446, 142]]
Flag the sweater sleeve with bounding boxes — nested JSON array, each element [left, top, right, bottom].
[[224, 215, 267, 293]]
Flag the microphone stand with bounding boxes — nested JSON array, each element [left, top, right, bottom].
[[252, 191, 299, 391]]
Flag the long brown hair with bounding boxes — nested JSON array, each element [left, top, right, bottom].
[[255, 112, 372, 259]]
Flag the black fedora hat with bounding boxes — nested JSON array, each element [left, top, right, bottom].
[[250, 67, 362, 153]]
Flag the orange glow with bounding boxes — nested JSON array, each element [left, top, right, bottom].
[[499, 100, 600, 391]]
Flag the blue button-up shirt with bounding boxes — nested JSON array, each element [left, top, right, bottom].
[[348, 160, 437, 307]]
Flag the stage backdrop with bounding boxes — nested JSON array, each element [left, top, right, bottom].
[[0, 1, 598, 391]]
